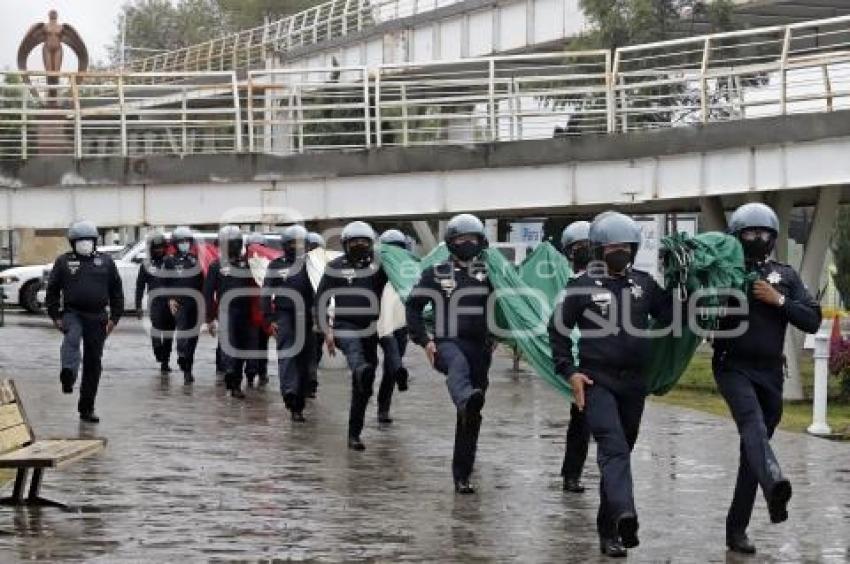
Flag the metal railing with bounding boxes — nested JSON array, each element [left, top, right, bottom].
[[127, 0, 465, 73], [2, 14, 850, 160]]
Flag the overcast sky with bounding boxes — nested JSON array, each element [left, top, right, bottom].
[[0, 0, 122, 70]]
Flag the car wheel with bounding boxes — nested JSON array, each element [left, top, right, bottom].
[[20, 281, 44, 314]]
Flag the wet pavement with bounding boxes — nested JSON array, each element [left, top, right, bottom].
[[0, 313, 848, 562]]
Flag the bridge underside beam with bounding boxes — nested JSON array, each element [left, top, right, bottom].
[[4, 137, 850, 230]]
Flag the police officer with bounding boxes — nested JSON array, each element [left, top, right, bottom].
[[316, 221, 387, 450], [45, 221, 124, 423], [263, 225, 316, 421], [306, 231, 326, 397], [559, 221, 592, 493], [204, 226, 257, 399], [406, 214, 494, 494], [165, 226, 204, 385], [713, 203, 821, 555], [376, 228, 412, 424], [135, 230, 174, 375], [245, 232, 272, 387], [548, 211, 674, 557]]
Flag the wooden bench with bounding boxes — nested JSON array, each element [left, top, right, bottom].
[[0, 379, 106, 508]]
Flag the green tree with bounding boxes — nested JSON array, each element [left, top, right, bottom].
[[832, 207, 850, 308], [216, 0, 325, 30], [110, 0, 226, 63]]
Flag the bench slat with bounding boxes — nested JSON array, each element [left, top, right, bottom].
[[0, 381, 16, 406], [0, 424, 32, 454], [0, 404, 24, 433], [0, 439, 106, 469]]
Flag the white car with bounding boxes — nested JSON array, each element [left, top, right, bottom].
[[1, 245, 128, 313]]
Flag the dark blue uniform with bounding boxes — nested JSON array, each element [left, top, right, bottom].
[[165, 252, 204, 376], [136, 256, 175, 366], [712, 260, 820, 537], [377, 328, 409, 417], [262, 255, 316, 413], [406, 259, 493, 484], [549, 268, 672, 541], [316, 255, 387, 441], [45, 250, 124, 415], [203, 256, 258, 392]]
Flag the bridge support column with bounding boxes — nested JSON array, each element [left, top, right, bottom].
[[699, 197, 726, 232], [411, 221, 438, 253], [784, 187, 840, 400], [771, 191, 804, 400]]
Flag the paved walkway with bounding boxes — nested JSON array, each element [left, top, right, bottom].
[[0, 315, 848, 562]]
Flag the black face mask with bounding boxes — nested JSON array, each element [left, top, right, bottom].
[[741, 238, 772, 264], [226, 241, 243, 260], [283, 244, 298, 263], [347, 244, 372, 265], [451, 240, 484, 262], [569, 246, 591, 271], [604, 249, 631, 274]]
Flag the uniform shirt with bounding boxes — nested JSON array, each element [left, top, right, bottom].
[[164, 252, 204, 305], [713, 260, 821, 360], [135, 255, 168, 310], [315, 255, 387, 330], [406, 259, 493, 347], [262, 256, 315, 322], [549, 268, 672, 381], [45, 251, 124, 322], [203, 257, 255, 322]]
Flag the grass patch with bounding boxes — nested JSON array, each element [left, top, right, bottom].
[[650, 348, 850, 436]]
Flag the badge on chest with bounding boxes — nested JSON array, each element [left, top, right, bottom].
[[591, 290, 613, 316], [439, 277, 457, 297], [67, 260, 80, 275]]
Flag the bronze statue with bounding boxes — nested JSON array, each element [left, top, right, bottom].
[[17, 10, 89, 106]]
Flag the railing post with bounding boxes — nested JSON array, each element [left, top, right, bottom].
[[181, 87, 188, 155], [700, 37, 711, 123], [822, 63, 833, 112], [296, 85, 305, 153], [375, 69, 382, 148], [118, 74, 128, 157], [71, 74, 82, 159], [401, 82, 409, 146], [807, 330, 832, 436], [247, 74, 255, 153], [357, 0, 364, 32], [363, 68, 372, 148], [232, 72, 243, 152], [488, 58, 497, 141], [780, 26, 791, 115], [21, 84, 28, 160], [609, 49, 619, 134]]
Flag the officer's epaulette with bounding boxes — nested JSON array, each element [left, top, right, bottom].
[[766, 259, 791, 268], [628, 267, 652, 278]]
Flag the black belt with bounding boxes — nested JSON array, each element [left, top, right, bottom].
[[715, 351, 785, 370]]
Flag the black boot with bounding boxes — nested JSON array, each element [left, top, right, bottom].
[[563, 477, 585, 493], [396, 367, 409, 392], [599, 537, 627, 558], [60, 368, 74, 394], [258, 374, 269, 387], [291, 411, 306, 422], [245, 374, 255, 388], [230, 385, 246, 399], [160, 361, 171, 375], [183, 370, 194, 385], [377, 411, 393, 424], [726, 532, 756, 554], [616, 512, 639, 548], [80, 412, 100, 424], [767, 479, 792, 524], [465, 389, 485, 416], [454, 479, 475, 495], [348, 436, 366, 451]]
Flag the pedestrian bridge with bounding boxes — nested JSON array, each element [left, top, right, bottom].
[[1, 14, 850, 232]]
